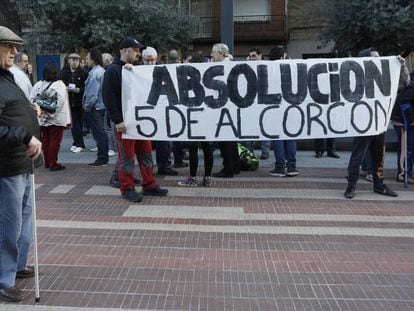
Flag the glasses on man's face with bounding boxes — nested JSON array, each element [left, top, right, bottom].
[[0, 43, 16, 50]]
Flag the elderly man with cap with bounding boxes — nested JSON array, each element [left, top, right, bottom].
[[103, 37, 168, 202], [0, 26, 42, 302], [60, 52, 88, 153]]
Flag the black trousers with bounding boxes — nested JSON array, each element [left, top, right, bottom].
[[188, 142, 213, 177], [218, 142, 240, 175], [314, 138, 336, 153], [347, 133, 385, 186]]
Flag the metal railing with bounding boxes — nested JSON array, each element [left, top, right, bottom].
[[193, 15, 286, 40]]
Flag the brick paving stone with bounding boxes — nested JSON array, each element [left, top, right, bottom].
[[1, 161, 413, 311]]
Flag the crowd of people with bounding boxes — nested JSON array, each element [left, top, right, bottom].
[[1, 24, 414, 302]]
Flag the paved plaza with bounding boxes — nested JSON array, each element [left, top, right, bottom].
[[1, 133, 414, 310]]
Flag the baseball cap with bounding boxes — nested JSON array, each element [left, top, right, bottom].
[[119, 37, 146, 51]]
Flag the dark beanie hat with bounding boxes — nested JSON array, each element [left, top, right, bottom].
[[358, 47, 377, 57]]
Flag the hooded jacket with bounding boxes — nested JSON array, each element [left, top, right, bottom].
[[102, 57, 125, 125]]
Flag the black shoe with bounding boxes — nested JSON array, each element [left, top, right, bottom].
[[212, 171, 233, 178], [260, 152, 269, 160], [374, 184, 398, 197], [0, 286, 26, 302], [143, 186, 168, 196], [109, 177, 120, 188], [174, 162, 188, 168], [50, 164, 66, 171], [88, 160, 108, 167], [315, 151, 323, 158], [16, 266, 35, 279], [286, 166, 299, 177], [344, 184, 356, 199], [327, 151, 340, 158], [158, 167, 178, 176], [122, 188, 143, 202]]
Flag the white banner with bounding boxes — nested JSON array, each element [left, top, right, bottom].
[[122, 57, 401, 141]]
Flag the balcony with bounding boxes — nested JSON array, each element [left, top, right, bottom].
[[193, 15, 286, 41]]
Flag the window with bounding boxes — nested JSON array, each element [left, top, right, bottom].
[[234, 0, 270, 22]]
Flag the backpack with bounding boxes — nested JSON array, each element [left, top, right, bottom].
[[238, 143, 259, 171]]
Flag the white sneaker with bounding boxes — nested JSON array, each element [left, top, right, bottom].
[[108, 150, 117, 157], [72, 147, 84, 153], [70, 146, 76, 152], [90, 147, 98, 152]]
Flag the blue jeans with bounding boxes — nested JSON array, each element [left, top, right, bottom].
[[272, 140, 297, 169], [0, 173, 33, 289], [85, 108, 109, 163], [242, 141, 270, 154], [105, 111, 116, 151]]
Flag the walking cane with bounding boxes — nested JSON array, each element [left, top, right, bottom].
[[400, 103, 411, 189], [31, 160, 40, 302]]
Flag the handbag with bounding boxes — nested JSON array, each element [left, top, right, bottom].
[[34, 81, 58, 114]]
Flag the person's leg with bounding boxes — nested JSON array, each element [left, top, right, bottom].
[[70, 107, 85, 149], [173, 142, 187, 167], [260, 140, 270, 159], [347, 136, 372, 186], [231, 142, 240, 174], [104, 111, 116, 152], [217, 142, 234, 176], [86, 109, 109, 163], [393, 125, 403, 178], [314, 139, 324, 157], [156, 141, 171, 169], [16, 174, 33, 272], [202, 142, 214, 177], [116, 132, 136, 194], [48, 126, 64, 168], [326, 138, 340, 158], [408, 126, 414, 177], [135, 140, 158, 191], [188, 143, 199, 177], [40, 126, 50, 168], [0, 173, 32, 289], [285, 140, 298, 176], [370, 133, 386, 186]]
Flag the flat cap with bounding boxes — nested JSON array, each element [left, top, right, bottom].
[[0, 26, 23, 45], [68, 53, 81, 59]]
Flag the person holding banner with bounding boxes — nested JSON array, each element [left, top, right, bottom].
[[344, 47, 410, 199], [142, 47, 179, 177], [268, 46, 299, 178], [178, 54, 214, 187], [0, 26, 42, 302], [210, 43, 240, 178], [103, 37, 168, 202]]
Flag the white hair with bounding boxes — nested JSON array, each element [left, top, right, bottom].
[[212, 43, 229, 56], [142, 46, 158, 59]]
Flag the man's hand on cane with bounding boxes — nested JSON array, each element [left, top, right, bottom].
[[26, 136, 42, 159]]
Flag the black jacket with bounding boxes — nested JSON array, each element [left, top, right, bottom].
[[391, 80, 414, 124], [0, 68, 42, 177], [60, 65, 88, 109], [102, 57, 124, 125]]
